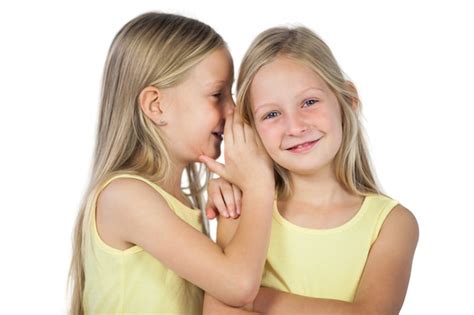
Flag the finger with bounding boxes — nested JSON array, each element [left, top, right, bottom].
[[232, 184, 242, 216], [224, 109, 234, 146], [243, 122, 255, 146], [204, 195, 218, 219], [206, 207, 218, 220], [211, 189, 230, 218], [254, 131, 266, 152], [232, 109, 246, 143], [199, 155, 226, 179], [220, 182, 236, 218]]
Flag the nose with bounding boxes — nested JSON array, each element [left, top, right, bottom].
[[219, 95, 236, 128], [224, 96, 236, 114], [286, 111, 308, 136]]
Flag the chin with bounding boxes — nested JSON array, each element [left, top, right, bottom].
[[277, 160, 323, 175], [207, 147, 221, 160]]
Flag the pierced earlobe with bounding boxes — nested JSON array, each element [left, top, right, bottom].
[[139, 86, 168, 126], [156, 119, 167, 126]]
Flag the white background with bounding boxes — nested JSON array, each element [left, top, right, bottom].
[[0, 1, 473, 313]]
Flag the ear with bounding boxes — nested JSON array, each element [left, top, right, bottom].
[[345, 81, 360, 111], [138, 86, 165, 123]]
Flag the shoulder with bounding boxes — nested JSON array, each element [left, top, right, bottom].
[[385, 204, 418, 234], [96, 177, 176, 247], [97, 177, 171, 224], [99, 176, 167, 205], [379, 204, 419, 247], [99, 176, 160, 195]]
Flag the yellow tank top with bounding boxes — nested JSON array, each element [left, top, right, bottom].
[[83, 173, 204, 314], [261, 194, 398, 302]]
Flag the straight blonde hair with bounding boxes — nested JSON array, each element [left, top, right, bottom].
[[68, 12, 224, 315], [237, 26, 381, 199]]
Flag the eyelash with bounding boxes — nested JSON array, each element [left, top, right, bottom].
[[262, 99, 319, 120], [213, 90, 235, 100], [263, 111, 279, 120], [303, 99, 318, 107]]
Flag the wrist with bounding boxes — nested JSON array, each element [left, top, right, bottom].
[[241, 182, 275, 197]]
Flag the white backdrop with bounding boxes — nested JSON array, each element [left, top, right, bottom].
[[0, 1, 473, 313]]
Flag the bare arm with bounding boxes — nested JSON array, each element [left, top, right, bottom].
[[97, 111, 275, 307], [98, 178, 273, 307], [204, 292, 259, 315], [251, 205, 419, 315], [203, 215, 264, 313]]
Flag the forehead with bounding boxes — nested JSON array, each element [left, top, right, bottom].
[[188, 48, 234, 85], [250, 56, 329, 105]]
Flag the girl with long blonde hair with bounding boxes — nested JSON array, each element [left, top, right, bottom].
[[203, 26, 419, 314], [69, 12, 275, 314]]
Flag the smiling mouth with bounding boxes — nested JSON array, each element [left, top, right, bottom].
[[286, 139, 320, 153]]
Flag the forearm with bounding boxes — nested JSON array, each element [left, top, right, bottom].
[[254, 287, 368, 315], [223, 186, 274, 288]]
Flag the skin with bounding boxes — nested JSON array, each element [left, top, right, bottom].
[[203, 56, 419, 314], [95, 48, 276, 307]]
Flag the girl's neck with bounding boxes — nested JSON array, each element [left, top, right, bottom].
[[285, 164, 355, 209], [158, 162, 192, 207]]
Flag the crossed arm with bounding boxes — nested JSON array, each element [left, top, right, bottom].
[[203, 204, 419, 314]]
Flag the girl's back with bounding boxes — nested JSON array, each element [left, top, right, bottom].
[[83, 173, 203, 314]]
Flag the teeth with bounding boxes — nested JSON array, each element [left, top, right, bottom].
[[289, 143, 304, 150], [288, 140, 317, 150]]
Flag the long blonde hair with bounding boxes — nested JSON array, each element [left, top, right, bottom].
[[237, 26, 380, 199], [69, 12, 224, 315]]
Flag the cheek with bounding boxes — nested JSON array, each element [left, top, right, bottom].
[[207, 104, 224, 122], [327, 111, 344, 150], [256, 124, 280, 153]]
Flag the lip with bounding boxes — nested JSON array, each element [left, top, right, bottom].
[[211, 131, 223, 141], [286, 139, 320, 153]]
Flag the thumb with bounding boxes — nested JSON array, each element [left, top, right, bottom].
[[205, 196, 216, 217], [206, 207, 218, 220], [199, 155, 226, 178]]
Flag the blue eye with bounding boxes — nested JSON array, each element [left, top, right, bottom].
[[303, 99, 318, 107], [263, 111, 279, 120]]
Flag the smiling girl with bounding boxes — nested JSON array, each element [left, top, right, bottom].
[[68, 12, 274, 315], [202, 26, 419, 314]]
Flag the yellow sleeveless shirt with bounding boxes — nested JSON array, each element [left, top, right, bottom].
[[83, 173, 204, 314], [261, 194, 398, 302]]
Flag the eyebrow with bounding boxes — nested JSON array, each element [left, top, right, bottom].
[[205, 78, 235, 88], [253, 87, 325, 114]]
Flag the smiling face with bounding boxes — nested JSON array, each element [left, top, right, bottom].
[[250, 56, 343, 176], [160, 48, 234, 163]]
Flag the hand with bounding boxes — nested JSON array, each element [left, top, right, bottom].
[[200, 110, 274, 193], [206, 177, 242, 219]]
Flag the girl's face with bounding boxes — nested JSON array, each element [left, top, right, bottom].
[[249, 56, 343, 176], [161, 48, 234, 163]]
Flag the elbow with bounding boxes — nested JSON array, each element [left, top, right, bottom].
[[226, 274, 260, 307], [238, 277, 260, 306]]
